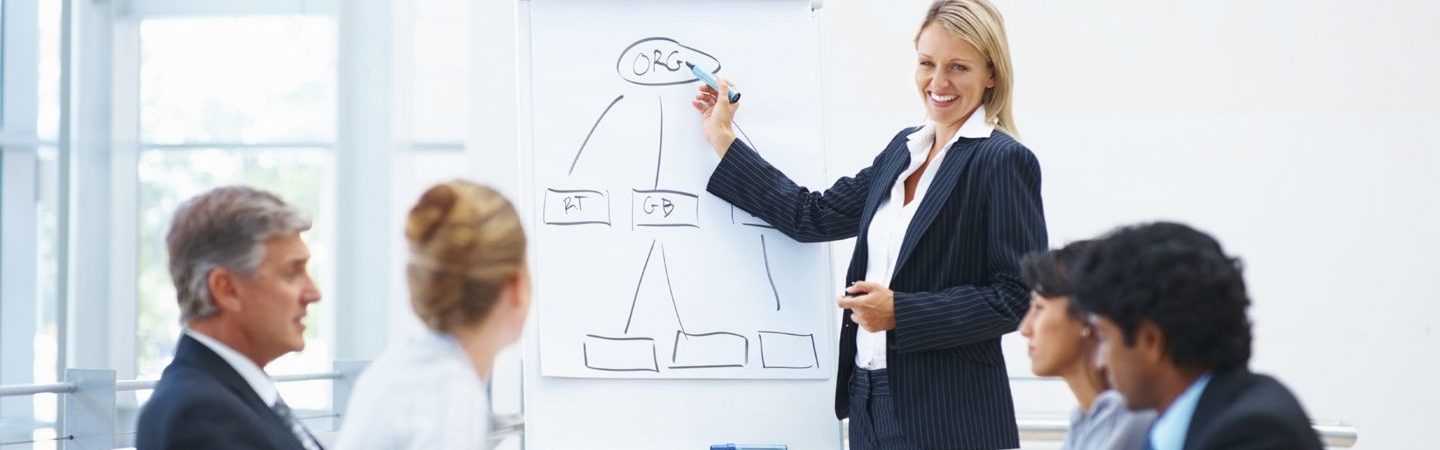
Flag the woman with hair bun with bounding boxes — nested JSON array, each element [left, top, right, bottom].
[[337, 180, 531, 450]]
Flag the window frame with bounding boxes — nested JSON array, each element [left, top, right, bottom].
[[1, 0, 44, 431], [40, 0, 478, 440], [128, 13, 343, 384], [85, 0, 346, 379]]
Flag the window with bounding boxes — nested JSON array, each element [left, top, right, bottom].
[[133, 16, 338, 413], [8, 0, 490, 446], [1, 0, 64, 448], [390, 0, 474, 335]]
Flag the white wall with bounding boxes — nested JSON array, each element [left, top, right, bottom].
[[819, 0, 1440, 448]]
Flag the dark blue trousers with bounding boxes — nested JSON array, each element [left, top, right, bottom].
[[848, 368, 921, 450]]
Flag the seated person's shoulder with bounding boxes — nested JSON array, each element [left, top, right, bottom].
[[338, 347, 489, 449], [355, 344, 487, 408], [1204, 373, 1322, 449], [137, 366, 278, 449], [1231, 373, 1312, 417], [1088, 391, 1156, 448], [147, 366, 219, 400], [141, 366, 250, 422], [1205, 411, 1320, 450]]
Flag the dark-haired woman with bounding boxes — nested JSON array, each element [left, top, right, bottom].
[[1019, 241, 1154, 450]]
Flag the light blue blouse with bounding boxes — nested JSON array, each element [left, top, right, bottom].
[[1061, 389, 1157, 450]]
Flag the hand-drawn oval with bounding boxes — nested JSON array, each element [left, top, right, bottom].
[[616, 37, 723, 86]]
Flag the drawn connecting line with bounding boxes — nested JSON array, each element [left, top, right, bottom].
[[727, 121, 775, 230], [734, 120, 758, 152], [654, 95, 664, 189], [565, 37, 825, 375], [568, 95, 626, 176], [760, 235, 782, 311], [631, 93, 702, 229], [623, 240, 667, 334], [555, 38, 726, 232], [585, 241, 674, 373], [656, 243, 688, 335], [730, 205, 775, 229], [583, 335, 659, 373], [585, 239, 755, 373], [545, 95, 624, 229], [570, 36, 721, 179], [757, 331, 820, 370]]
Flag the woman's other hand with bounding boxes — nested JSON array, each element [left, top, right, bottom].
[[839, 281, 897, 333]]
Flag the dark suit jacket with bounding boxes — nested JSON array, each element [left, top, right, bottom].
[[708, 128, 1047, 449], [136, 334, 310, 450], [1185, 368, 1324, 450]]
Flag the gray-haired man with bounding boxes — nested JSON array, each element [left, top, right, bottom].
[[136, 186, 325, 450]]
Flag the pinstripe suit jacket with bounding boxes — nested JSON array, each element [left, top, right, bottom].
[[707, 127, 1047, 449]]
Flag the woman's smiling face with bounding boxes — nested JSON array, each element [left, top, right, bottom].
[[915, 24, 993, 129]]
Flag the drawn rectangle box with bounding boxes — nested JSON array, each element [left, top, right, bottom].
[[583, 335, 658, 373], [670, 331, 749, 369], [758, 331, 819, 370], [632, 189, 699, 228], [543, 189, 610, 226]]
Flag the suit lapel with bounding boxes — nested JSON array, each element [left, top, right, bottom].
[[891, 139, 979, 278], [175, 335, 268, 410], [1184, 367, 1246, 449], [173, 335, 300, 447], [856, 141, 917, 259]]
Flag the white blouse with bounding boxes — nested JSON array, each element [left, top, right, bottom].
[[855, 107, 993, 370], [336, 330, 490, 450]]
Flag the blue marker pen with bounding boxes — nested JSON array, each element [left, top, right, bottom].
[[710, 444, 787, 450], [688, 62, 741, 103]]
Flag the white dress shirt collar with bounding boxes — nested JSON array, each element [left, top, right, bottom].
[[184, 329, 280, 407], [908, 105, 994, 146]]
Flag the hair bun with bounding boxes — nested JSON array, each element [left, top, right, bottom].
[[404, 180, 526, 332], [406, 183, 459, 246]]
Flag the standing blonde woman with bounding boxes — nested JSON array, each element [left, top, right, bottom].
[[336, 181, 531, 449], [1018, 241, 1155, 450], [693, 1, 1045, 448]]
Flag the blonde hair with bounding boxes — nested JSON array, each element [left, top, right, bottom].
[[405, 180, 526, 333], [917, 0, 1019, 137]]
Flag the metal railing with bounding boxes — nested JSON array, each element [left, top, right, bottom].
[[490, 417, 1361, 449], [0, 383, 78, 398], [1012, 417, 1358, 448], [6, 370, 1357, 449], [0, 363, 366, 450]]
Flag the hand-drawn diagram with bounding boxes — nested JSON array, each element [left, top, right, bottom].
[[539, 37, 822, 377]]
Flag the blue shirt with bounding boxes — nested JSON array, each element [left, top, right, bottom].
[[1062, 389, 1155, 450], [1148, 372, 1214, 450]]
